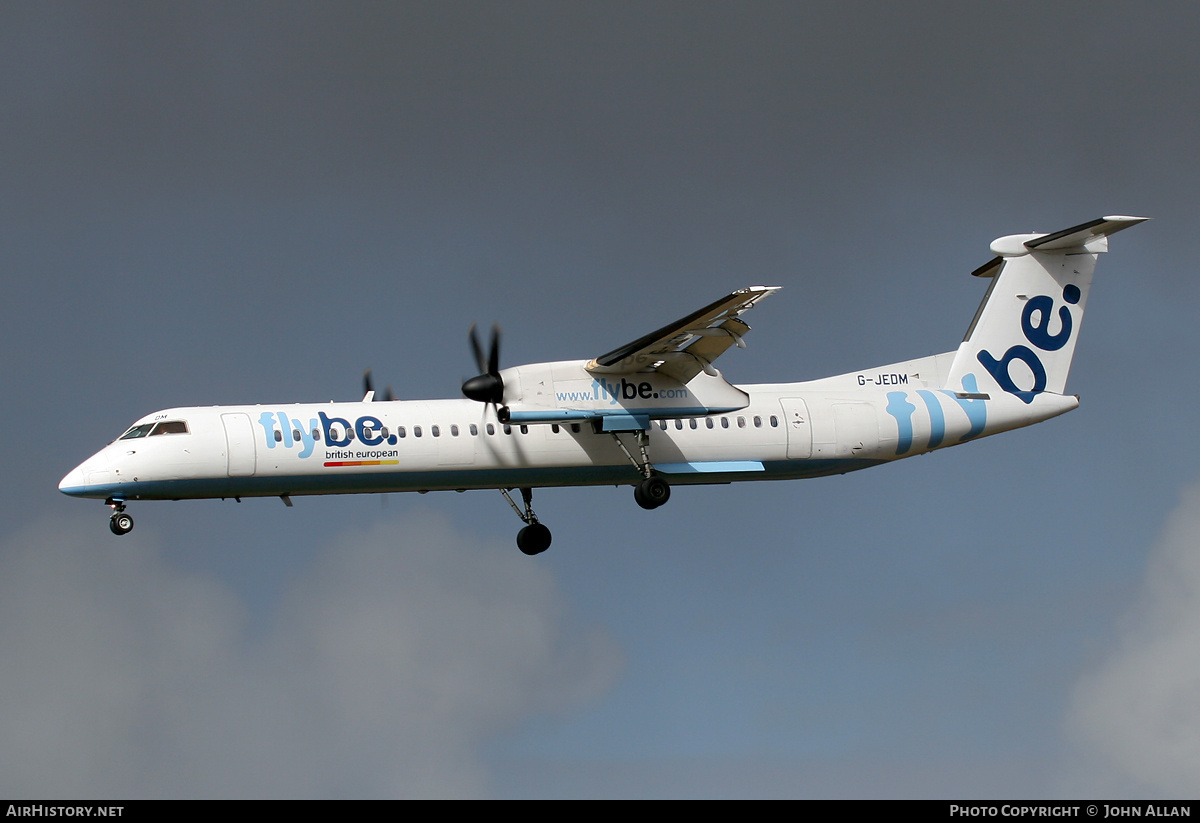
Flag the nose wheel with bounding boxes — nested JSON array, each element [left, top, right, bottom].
[[109, 512, 134, 535], [106, 498, 134, 536]]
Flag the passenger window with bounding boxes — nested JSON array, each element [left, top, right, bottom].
[[520, 425, 528, 434], [451, 424, 459, 437], [674, 419, 683, 430], [274, 430, 283, 442], [770, 415, 778, 427], [721, 417, 729, 429], [503, 424, 512, 435], [470, 424, 478, 436], [397, 426, 406, 438], [658, 420, 667, 431], [689, 419, 697, 429], [487, 423, 495, 435], [737, 416, 746, 428], [414, 426, 422, 438], [312, 428, 321, 441], [381, 426, 389, 438], [432, 425, 440, 437], [754, 416, 762, 428], [571, 423, 581, 433], [552, 424, 560, 434], [346, 428, 355, 441], [706, 418, 714, 429], [293, 429, 301, 442]]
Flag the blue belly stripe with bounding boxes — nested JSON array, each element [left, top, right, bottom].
[[656, 461, 765, 473]]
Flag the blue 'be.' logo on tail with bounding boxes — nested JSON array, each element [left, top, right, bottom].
[[977, 284, 1081, 403]]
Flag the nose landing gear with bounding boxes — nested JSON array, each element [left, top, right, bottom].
[[106, 498, 134, 536]]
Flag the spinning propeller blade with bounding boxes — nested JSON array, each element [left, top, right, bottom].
[[462, 323, 508, 420]]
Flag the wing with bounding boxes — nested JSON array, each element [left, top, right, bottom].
[[587, 285, 780, 382]]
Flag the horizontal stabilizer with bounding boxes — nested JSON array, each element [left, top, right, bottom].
[[974, 216, 1148, 276], [1023, 215, 1149, 251]]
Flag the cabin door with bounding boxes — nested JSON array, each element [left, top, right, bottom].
[[221, 413, 257, 477], [779, 398, 812, 459]]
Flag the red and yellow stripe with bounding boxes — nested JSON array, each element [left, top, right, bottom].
[[323, 460, 400, 468]]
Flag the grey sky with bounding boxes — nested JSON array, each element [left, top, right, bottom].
[[3, 1, 1198, 797]]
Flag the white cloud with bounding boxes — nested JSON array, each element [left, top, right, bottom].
[[1063, 481, 1200, 796], [0, 514, 620, 798]]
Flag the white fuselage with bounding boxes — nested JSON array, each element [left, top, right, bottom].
[[58, 353, 1078, 504]]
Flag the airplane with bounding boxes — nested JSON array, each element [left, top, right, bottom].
[[59, 216, 1147, 555]]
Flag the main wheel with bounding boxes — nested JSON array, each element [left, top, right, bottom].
[[516, 522, 552, 556], [634, 476, 671, 510], [109, 512, 134, 535]]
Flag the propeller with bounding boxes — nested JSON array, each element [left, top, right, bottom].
[[462, 323, 509, 421], [362, 370, 394, 402]]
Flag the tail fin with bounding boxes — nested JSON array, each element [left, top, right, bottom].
[[945, 216, 1147, 402]]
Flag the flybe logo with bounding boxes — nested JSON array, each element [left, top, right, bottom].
[[257, 411, 396, 460], [555, 378, 690, 405], [886, 376, 988, 456], [977, 284, 1080, 404]]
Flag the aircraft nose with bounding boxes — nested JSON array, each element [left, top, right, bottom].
[[58, 464, 89, 496]]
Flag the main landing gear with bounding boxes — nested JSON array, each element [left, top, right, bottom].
[[500, 430, 673, 554], [501, 487, 552, 556], [610, 430, 671, 510], [634, 475, 671, 509], [106, 498, 134, 536]]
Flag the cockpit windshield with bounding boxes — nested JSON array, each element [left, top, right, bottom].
[[119, 420, 189, 439]]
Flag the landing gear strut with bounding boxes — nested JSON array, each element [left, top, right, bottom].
[[610, 430, 672, 510], [501, 487, 552, 556], [106, 498, 134, 536]]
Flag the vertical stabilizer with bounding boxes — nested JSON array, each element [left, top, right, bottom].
[[945, 216, 1147, 402]]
